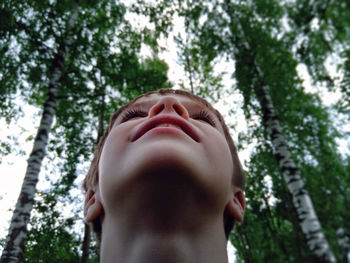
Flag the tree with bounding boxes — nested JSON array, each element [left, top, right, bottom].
[[22, 191, 82, 263], [1, 0, 348, 261], [0, 5, 79, 261], [145, 0, 349, 261], [221, 2, 348, 261], [0, 0, 128, 261]]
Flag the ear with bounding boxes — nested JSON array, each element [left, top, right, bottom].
[[226, 188, 245, 222], [84, 189, 104, 223]]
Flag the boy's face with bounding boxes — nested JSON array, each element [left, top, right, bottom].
[[97, 93, 236, 218]]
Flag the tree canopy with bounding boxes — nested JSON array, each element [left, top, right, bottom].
[[0, 0, 349, 262]]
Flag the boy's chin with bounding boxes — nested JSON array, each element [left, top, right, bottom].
[[100, 138, 232, 213], [124, 143, 204, 182], [102, 152, 221, 225], [102, 140, 207, 199], [127, 138, 205, 174]]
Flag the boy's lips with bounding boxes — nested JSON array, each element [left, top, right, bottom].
[[129, 115, 200, 142]]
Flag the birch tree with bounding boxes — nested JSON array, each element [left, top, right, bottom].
[[223, 2, 337, 261], [19, 54, 171, 262], [0, 7, 79, 262], [1, 0, 132, 261], [258, 85, 335, 263], [224, 5, 335, 260], [2, 0, 348, 261], [222, 2, 347, 261], [145, 0, 349, 261]]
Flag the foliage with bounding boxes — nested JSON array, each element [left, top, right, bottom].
[[160, 0, 350, 261], [1, 0, 349, 262], [1, 0, 171, 261], [22, 192, 81, 263]]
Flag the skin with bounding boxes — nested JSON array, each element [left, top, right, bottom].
[[84, 94, 245, 263]]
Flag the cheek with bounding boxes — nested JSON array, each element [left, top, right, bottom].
[[99, 131, 126, 173], [98, 129, 130, 200], [195, 127, 234, 210], [204, 129, 234, 184]]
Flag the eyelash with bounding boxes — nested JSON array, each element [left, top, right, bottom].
[[121, 108, 147, 122], [120, 108, 215, 126], [191, 110, 215, 126]]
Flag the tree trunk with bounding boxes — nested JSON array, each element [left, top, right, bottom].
[[81, 223, 91, 263], [222, 2, 336, 261], [81, 81, 106, 262], [256, 84, 336, 263], [0, 10, 78, 263]]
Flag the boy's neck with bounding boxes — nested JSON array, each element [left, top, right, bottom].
[[99, 174, 229, 263], [100, 219, 229, 263]]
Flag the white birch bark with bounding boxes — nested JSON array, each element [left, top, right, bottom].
[[0, 9, 78, 263], [223, 2, 336, 261], [258, 84, 336, 263]]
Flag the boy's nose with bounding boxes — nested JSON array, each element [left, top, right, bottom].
[[149, 96, 189, 119]]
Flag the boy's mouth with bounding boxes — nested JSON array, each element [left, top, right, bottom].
[[154, 123, 181, 128], [129, 115, 200, 142]]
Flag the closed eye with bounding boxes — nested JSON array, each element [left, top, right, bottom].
[[121, 108, 148, 122], [191, 110, 215, 126]]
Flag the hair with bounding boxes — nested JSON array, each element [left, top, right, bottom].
[[83, 88, 245, 246]]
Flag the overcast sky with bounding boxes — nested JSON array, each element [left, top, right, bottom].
[[1, 3, 349, 262]]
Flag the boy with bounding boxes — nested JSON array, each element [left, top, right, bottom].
[[83, 89, 245, 263]]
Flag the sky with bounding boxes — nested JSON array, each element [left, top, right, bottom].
[[0, 12, 248, 261], [1, 2, 349, 262], [0, 85, 245, 263], [1, 47, 347, 262]]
